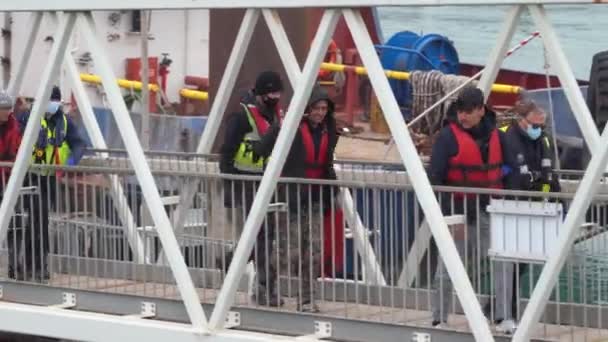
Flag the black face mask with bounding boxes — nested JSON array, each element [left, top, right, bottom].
[[263, 96, 279, 109]]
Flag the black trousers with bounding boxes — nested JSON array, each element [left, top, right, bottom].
[[8, 174, 54, 275]]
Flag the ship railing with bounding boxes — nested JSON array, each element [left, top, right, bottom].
[[0, 161, 607, 341]]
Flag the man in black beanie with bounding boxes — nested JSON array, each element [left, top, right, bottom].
[[218, 70, 284, 307]]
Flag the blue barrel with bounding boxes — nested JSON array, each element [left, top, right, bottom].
[[376, 31, 460, 120]]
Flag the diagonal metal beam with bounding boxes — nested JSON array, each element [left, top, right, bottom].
[[261, 9, 301, 87], [342, 8, 495, 342], [167, 9, 261, 263], [208, 9, 342, 331], [528, 5, 600, 154], [0, 11, 76, 253], [78, 11, 207, 331], [50, 12, 148, 264], [7, 11, 43, 96], [512, 5, 608, 340], [262, 8, 387, 286], [478, 5, 523, 98]]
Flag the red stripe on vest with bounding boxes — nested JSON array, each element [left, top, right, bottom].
[[446, 123, 503, 193], [300, 122, 329, 179], [247, 104, 282, 135]]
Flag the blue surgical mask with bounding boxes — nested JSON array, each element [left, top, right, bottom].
[[526, 125, 542, 140], [46, 101, 61, 117]]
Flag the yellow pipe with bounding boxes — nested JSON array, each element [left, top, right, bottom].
[[180, 88, 209, 101], [320, 62, 522, 94], [80, 73, 160, 92], [80, 73, 209, 101]]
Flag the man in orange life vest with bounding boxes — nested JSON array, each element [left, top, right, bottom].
[[219, 71, 284, 306], [256, 85, 340, 312], [428, 86, 514, 332]]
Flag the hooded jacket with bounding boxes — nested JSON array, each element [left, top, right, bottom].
[[0, 114, 22, 184], [257, 86, 339, 209]]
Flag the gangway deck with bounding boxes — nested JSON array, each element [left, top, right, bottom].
[[0, 1, 607, 341]]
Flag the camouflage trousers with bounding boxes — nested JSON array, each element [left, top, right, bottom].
[[274, 204, 323, 302]]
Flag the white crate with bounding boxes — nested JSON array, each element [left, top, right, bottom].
[[486, 199, 563, 262]]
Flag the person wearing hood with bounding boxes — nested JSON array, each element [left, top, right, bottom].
[[0, 90, 22, 181], [429, 86, 516, 334], [16, 86, 86, 282], [0, 90, 25, 280], [255, 85, 340, 312], [218, 70, 284, 307]]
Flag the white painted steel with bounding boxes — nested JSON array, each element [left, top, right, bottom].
[[7, 12, 42, 96], [0, 302, 299, 342], [2, 0, 607, 11], [259, 11, 387, 285], [529, 5, 600, 154], [0, 12, 76, 255], [340, 188, 387, 285], [512, 5, 608, 341], [208, 9, 341, 331], [262, 9, 301, 88], [478, 5, 523, 98], [342, 8, 495, 341], [399, 215, 465, 288], [63, 43, 148, 264], [78, 12, 208, 330], [168, 9, 261, 256]]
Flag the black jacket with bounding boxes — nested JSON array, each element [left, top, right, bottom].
[[429, 105, 505, 219], [219, 91, 281, 207], [501, 123, 560, 192], [257, 86, 339, 210]]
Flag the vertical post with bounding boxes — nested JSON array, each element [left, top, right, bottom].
[[0, 12, 76, 247], [79, 12, 207, 331], [2, 11, 11, 89], [340, 188, 387, 285], [343, 8, 494, 342], [528, 5, 600, 155], [208, 9, 341, 331], [141, 9, 150, 150], [167, 9, 261, 259], [477, 5, 523, 99], [7, 12, 43, 96]]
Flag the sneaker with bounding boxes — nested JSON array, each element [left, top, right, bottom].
[[496, 319, 517, 334], [432, 320, 448, 329]]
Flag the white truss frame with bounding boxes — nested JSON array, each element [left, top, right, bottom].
[[0, 2, 604, 341], [167, 8, 387, 285], [4, 0, 608, 11]]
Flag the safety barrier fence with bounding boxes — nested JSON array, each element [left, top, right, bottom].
[[1, 156, 607, 340]]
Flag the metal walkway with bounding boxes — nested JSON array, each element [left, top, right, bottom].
[[0, 1, 607, 341]]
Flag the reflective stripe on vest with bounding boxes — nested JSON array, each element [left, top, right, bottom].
[[446, 123, 503, 193], [233, 103, 281, 173], [301, 122, 329, 179], [32, 116, 71, 175]]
